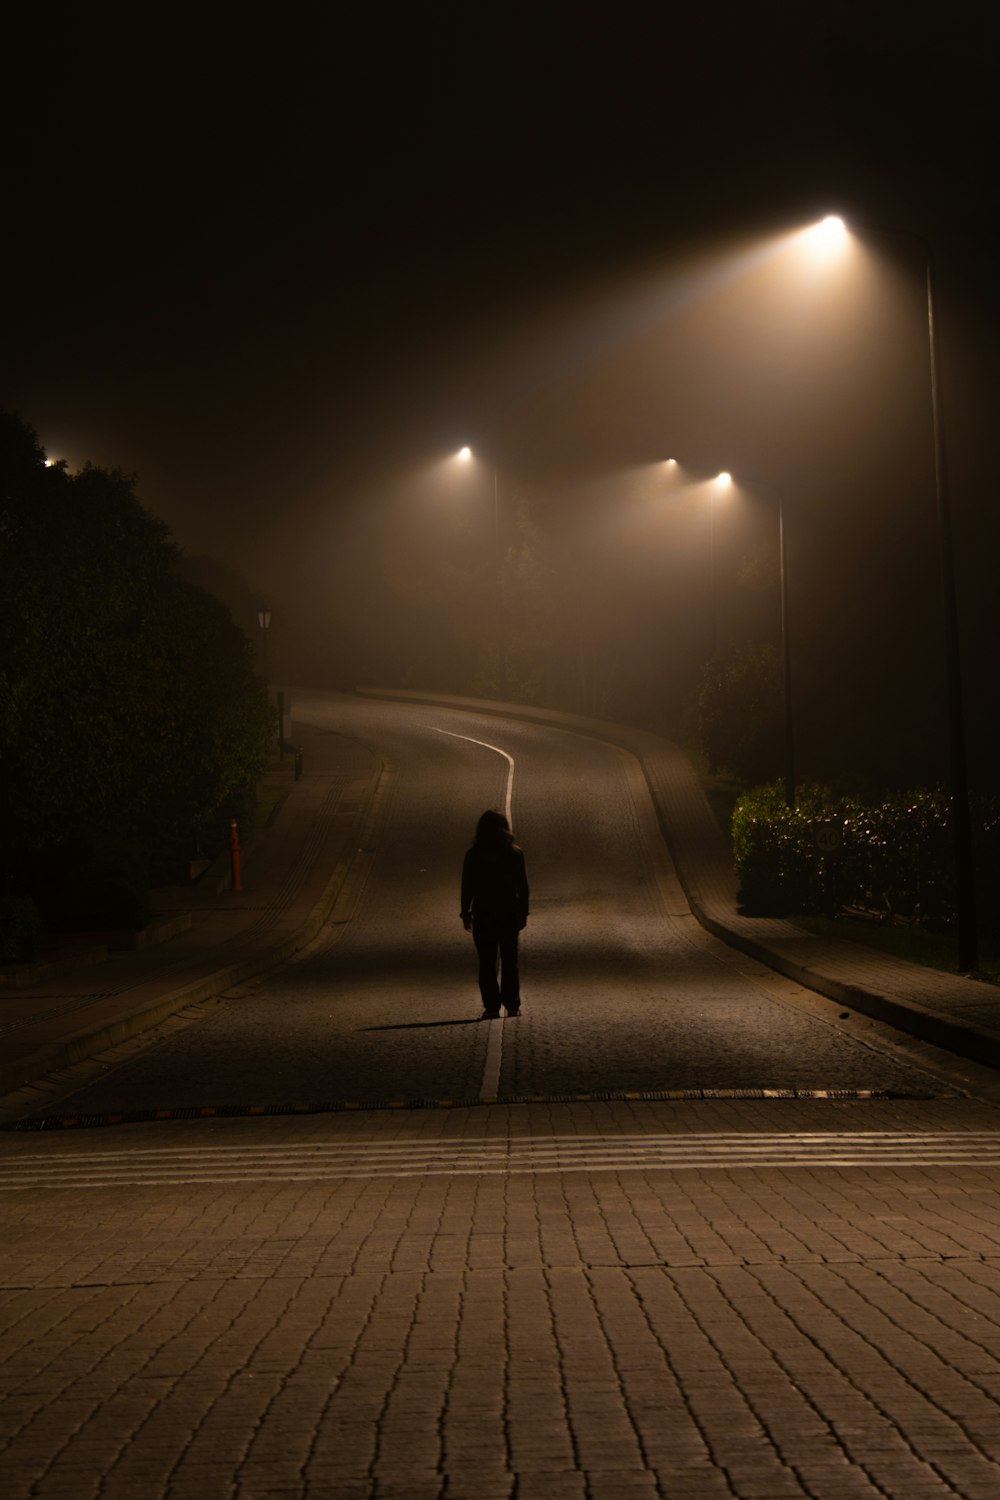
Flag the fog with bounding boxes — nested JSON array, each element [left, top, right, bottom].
[[250, 216, 993, 795]]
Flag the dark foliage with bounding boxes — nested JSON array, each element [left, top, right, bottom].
[[0, 411, 273, 928], [733, 782, 1000, 929]]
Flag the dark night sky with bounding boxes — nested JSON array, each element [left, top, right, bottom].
[[3, 2, 997, 773]]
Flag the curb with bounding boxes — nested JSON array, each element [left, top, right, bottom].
[[358, 687, 1000, 1074], [5, 1086, 932, 1132], [0, 763, 385, 1103]]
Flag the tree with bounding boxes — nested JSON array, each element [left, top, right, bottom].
[[0, 410, 272, 922]]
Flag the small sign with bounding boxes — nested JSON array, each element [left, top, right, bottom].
[[814, 822, 843, 853]]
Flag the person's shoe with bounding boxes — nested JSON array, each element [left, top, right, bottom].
[[505, 1005, 520, 1017], [483, 1008, 501, 1020]]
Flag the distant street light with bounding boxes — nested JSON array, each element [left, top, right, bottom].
[[456, 447, 506, 696], [826, 215, 977, 970]]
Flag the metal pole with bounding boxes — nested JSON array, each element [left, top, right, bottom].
[[494, 464, 507, 697], [778, 493, 795, 806], [925, 252, 978, 970], [709, 487, 717, 658], [257, 606, 271, 685]]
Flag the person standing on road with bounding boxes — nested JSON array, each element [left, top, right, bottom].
[[460, 809, 529, 1018]]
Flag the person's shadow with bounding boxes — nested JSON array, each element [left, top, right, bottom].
[[360, 1018, 485, 1032]]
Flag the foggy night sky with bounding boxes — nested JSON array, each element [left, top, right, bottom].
[[3, 4, 997, 779]]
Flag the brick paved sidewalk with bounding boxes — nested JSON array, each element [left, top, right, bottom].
[[362, 689, 1000, 1072], [3, 1097, 1000, 1500], [0, 721, 382, 1108]]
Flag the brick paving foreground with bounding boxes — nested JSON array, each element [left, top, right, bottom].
[[3, 1098, 1000, 1499]]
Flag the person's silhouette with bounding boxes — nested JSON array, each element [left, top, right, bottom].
[[460, 810, 529, 1017]]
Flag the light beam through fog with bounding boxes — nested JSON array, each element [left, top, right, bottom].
[[491, 233, 795, 416]]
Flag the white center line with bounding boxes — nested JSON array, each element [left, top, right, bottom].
[[480, 1019, 505, 1103], [432, 727, 515, 823]]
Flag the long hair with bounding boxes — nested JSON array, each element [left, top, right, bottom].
[[473, 809, 512, 849]]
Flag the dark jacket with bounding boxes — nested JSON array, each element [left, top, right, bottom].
[[461, 840, 529, 927]]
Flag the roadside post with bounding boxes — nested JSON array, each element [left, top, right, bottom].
[[230, 818, 242, 893]]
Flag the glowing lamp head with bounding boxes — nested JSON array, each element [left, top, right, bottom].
[[809, 214, 847, 249], [43, 458, 55, 467], [457, 445, 472, 461], [664, 457, 677, 467], [715, 471, 732, 486]]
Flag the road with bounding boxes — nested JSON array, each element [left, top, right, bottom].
[[3, 692, 1000, 1499], [21, 693, 978, 1112]]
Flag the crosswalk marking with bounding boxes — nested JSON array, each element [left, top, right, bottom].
[[3, 1132, 1000, 1189]]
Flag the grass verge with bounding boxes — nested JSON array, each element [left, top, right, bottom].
[[792, 913, 1000, 986]]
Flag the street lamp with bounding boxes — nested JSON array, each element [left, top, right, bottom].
[[709, 472, 795, 807], [457, 446, 506, 697], [666, 463, 793, 803], [825, 216, 977, 970]]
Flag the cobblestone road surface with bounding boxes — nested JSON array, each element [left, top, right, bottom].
[[32, 696, 975, 1116]]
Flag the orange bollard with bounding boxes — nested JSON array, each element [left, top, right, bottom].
[[230, 818, 242, 892]]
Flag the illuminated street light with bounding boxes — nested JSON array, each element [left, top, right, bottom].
[[812, 214, 847, 245], [831, 216, 978, 970], [457, 446, 506, 696]]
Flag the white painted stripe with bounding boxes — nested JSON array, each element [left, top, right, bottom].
[[3, 1157, 1000, 1188], [480, 1019, 504, 1104], [9, 1130, 1000, 1164], [4, 1133, 1000, 1188]]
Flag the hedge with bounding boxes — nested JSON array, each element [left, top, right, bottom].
[[732, 783, 999, 926]]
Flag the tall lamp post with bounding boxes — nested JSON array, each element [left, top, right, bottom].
[[458, 447, 506, 697], [708, 471, 731, 659], [825, 215, 978, 971], [257, 605, 272, 687], [776, 488, 794, 809]]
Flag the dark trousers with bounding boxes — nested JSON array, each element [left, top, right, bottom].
[[472, 920, 520, 1010]]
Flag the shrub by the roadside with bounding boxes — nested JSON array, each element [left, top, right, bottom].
[[732, 783, 987, 926], [0, 896, 43, 963]]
